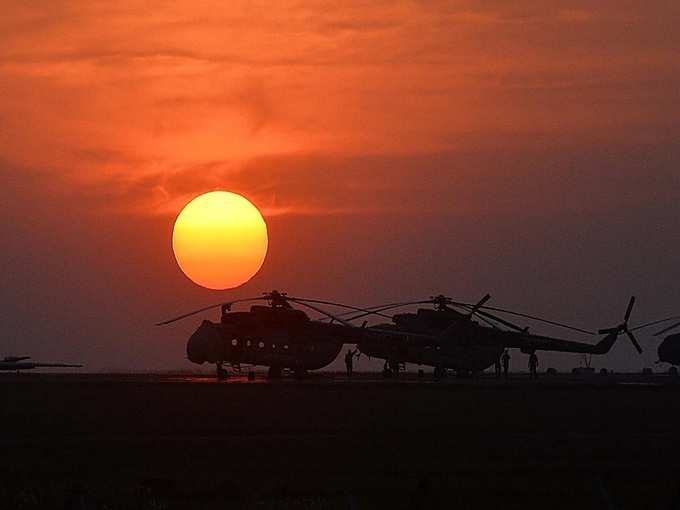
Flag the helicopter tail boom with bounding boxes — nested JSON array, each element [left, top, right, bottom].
[[591, 332, 619, 354]]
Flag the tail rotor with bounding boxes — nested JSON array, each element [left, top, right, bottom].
[[598, 296, 642, 353]]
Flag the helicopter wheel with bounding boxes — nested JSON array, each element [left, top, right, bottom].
[[267, 366, 282, 379]]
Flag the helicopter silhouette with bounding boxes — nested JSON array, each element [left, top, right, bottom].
[[157, 291, 648, 379], [0, 355, 82, 372], [339, 294, 648, 377], [158, 291, 373, 378], [625, 315, 680, 368]]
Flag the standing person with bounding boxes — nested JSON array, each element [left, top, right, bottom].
[[501, 350, 511, 380], [494, 355, 502, 379], [345, 348, 359, 377], [529, 351, 539, 380]]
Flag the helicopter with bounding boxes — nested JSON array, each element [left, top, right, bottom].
[[627, 315, 680, 368], [157, 291, 384, 378], [158, 291, 646, 379], [341, 295, 649, 377], [0, 355, 83, 372]]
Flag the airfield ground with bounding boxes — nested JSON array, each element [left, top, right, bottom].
[[1, 373, 679, 509]]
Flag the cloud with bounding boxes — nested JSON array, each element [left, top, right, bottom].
[[0, 0, 678, 219]]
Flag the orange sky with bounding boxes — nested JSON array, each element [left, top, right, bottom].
[[2, 1, 678, 215], [1, 1, 679, 371]]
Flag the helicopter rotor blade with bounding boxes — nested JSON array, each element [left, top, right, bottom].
[[626, 330, 643, 354], [300, 292, 594, 336], [287, 296, 399, 320], [155, 297, 263, 326], [624, 296, 636, 323], [595, 296, 643, 353], [630, 315, 680, 332], [465, 304, 594, 335], [285, 297, 354, 327], [156, 303, 223, 326], [339, 300, 436, 322], [654, 320, 680, 337], [465, 307, 526, 333], [468, 293, 491, 317], [349, 294, 594, 335], [471, 312, 500, 329], [447, 303, 500, 330], [433, 295, 594, 335]]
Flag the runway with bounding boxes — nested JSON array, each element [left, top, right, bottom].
[[2, 370, 678, 387], [2, 373, 679, 509]]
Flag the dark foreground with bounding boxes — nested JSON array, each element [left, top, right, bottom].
[[2, 373, 680, 509]]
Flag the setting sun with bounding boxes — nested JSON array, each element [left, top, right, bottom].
[[172, 191, 268, 290]]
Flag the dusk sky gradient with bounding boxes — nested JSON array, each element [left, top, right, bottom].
[[2, 1, 679, 371]]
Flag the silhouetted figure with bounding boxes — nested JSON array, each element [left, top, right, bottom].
[[345, 348, 358, 377], [494, 356, 502, 378], [529, 351, 539, 379], [501, 349, 510, 379]]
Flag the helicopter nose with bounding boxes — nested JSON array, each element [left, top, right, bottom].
[[187, 320, 224, 364]]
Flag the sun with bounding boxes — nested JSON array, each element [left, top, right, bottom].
[[172, 191, 268, 290]]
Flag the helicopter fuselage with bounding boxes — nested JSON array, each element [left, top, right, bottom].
[[186, 305, 354, 372], [359, 331, 503, 371], [658, 333, 680, 366], [358, 309, 504, 371], [357, 307, 619, 372]]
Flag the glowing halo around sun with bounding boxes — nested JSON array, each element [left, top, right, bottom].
[[172, 191, 268, 290]]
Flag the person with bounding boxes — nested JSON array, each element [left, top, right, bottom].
[[529, 351, 539, 379], [383, 359, 390, 377], [494, 355, 502, 379], [345, 348, 359, 377], [501, 349, 511, 380]]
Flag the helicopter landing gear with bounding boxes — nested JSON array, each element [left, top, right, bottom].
[[433, 366, 447, 379], [267, 366, 282, 379], [216, 362, 228, 380]]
